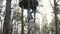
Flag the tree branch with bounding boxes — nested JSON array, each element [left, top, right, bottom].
[[49, 0, 54, 10]]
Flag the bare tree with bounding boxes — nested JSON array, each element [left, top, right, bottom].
[[3, 0, 12, 34], [21, 6, 24, 34], [54, 0, 58, 34]]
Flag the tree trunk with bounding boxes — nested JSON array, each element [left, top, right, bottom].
[[54, 0, 58, 34], [21, 6, 24, 34], [3, 0, 12, 34]]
